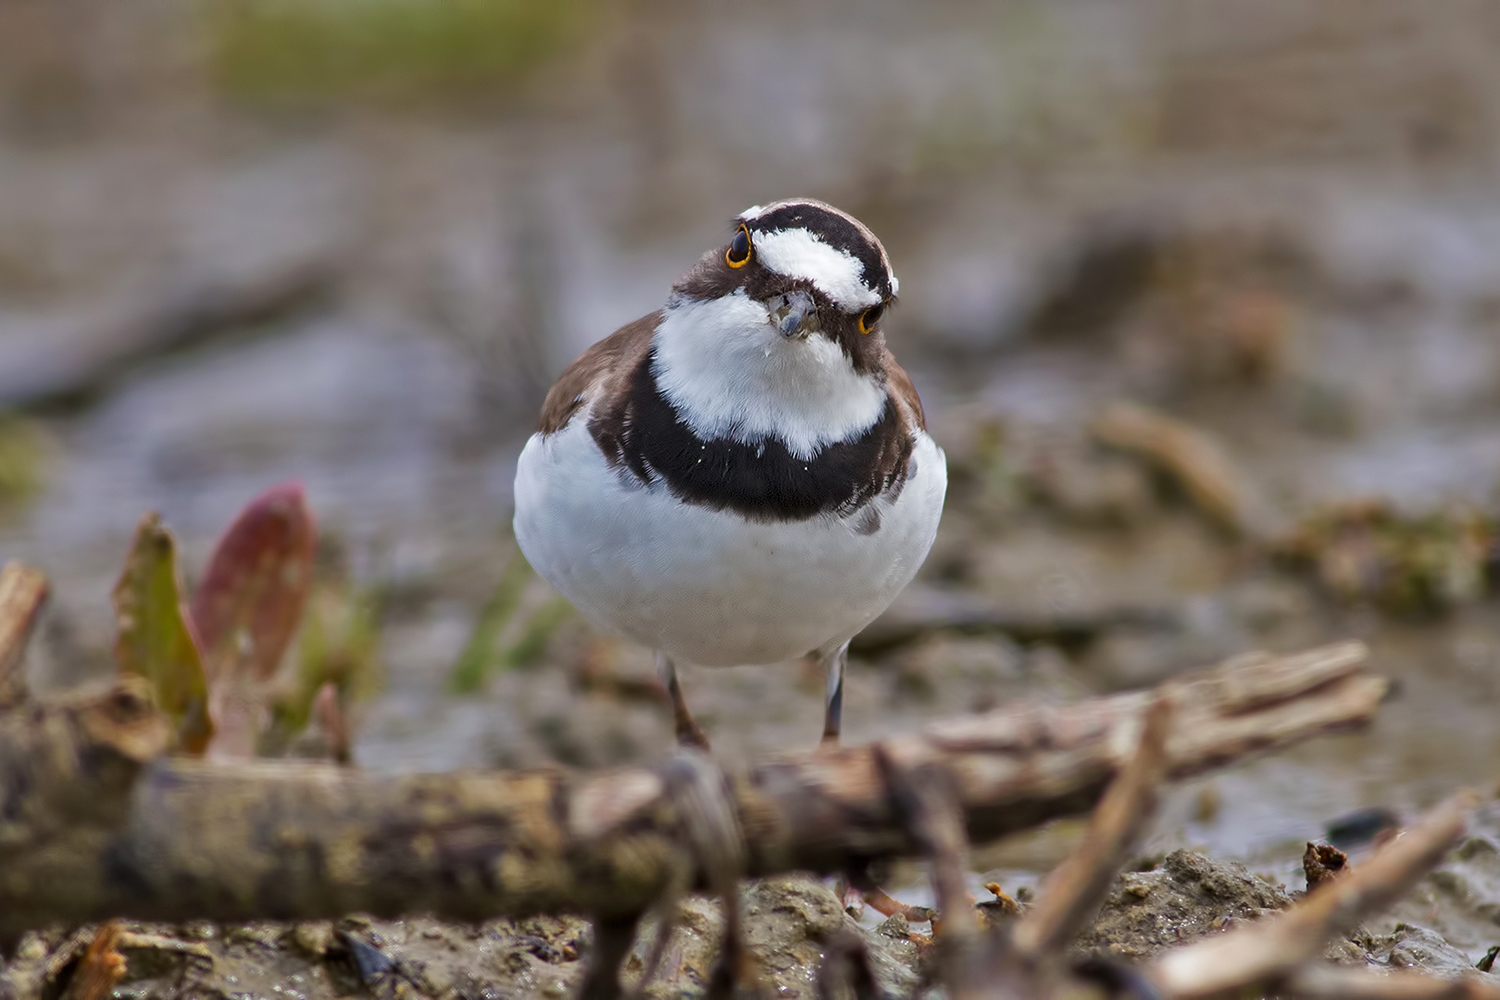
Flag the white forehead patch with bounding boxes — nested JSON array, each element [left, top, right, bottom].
[[751, 227, 883, 312]]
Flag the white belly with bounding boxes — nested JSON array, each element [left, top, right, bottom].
[[513, 418, 947, 666]]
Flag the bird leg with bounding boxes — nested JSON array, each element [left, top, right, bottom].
[[819, 641, 849, 745], [578, 914, 640, 1000], [824, 640, 939, 924], [657, 653, 710, 750], [857, 883, 936, 924]]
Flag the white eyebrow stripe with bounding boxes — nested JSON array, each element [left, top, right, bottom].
[[751, 227, 883, 312]]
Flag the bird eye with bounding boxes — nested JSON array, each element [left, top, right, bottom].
[[725, 225, 752, 268], [858, 302, 886, 335]]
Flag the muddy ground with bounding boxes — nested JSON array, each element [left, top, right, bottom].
[[10, 809, 1500, 998], [5, 1, 1500, 996]]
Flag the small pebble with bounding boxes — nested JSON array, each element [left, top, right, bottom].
[[180, 921, 217, 941], [292, 922, 335, 957], [15, 933, 48, 961]]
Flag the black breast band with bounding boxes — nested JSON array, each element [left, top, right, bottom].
[[589, 351, 912, 522]]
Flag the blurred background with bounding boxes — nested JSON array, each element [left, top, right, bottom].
[[4, 0, 1500, 891]]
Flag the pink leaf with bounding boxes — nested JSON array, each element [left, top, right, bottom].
[[189, 483, 315, 758], [190, 482, 316, 685]]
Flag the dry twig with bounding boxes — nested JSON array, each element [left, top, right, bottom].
[[1091, 400, 1263, 536], [0, 560, 48, 708], [59, 922, 127, 1000], [1282, 964, 1500, 1000], [1152, 791, 1481, 1000], [880, 677, 1494, 1000], [0, 642, 1379, 935], [1013, 692, 1174, 957]]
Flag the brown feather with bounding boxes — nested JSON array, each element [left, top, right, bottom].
[[536, 311, 661, 435], [882, 350, 928, 431], [588, 342, 918, 523], [534, 305, 930, 525]]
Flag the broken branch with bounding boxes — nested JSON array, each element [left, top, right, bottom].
[[1091, 400, 1263, 537], [1152, 790, 1479, 1000], [0, 560, 48, 708], [1282, 965, 1500, 1000], [0, 642, 1380, 935], [1013, 692, 1175, 957]]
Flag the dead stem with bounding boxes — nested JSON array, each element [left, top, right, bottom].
[[1152, 791, 1480, 1000], [1014, 692, 1175, 957], [1282, 964, 1500, 1000], [0, 560, 48, 708]]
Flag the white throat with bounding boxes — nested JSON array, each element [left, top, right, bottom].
[[650, 291, 887, 460]]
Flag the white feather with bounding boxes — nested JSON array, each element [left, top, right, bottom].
[[651, 291, 887, 460], [739, 199, 899, 301], [514, 417, 947, 666], [751, 227, 883, 312]]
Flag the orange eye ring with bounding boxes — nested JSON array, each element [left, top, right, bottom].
[[725, 224, 752, 268], [858, 301, 886, 335]]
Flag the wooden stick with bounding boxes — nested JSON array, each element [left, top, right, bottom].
[[0, 560, 48, 708], [1282, 965, 1500, 1000], [1091, 400, 1264, 536], [59, 922, 127, 1000], [875, 748, 977, 936], [0, 642, 1381, 934], [1014, 692, 1174, 956], [1153, 791, 1478, 1000]]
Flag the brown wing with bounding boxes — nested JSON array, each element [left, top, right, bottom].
[[537, 311, 661, 435], [882, 349, 928, 431]]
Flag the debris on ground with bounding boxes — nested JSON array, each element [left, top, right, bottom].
[[1072, 849, 1292, 962], [1090, 400, 1265, 537], [7, 831, 1499, 997], [1273, 499, 1498, 614], [0, 880, 923, 1000], [1303, 842, 1349, 891]]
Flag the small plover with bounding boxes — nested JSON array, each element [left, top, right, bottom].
[[514, 199, 946, 748]]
